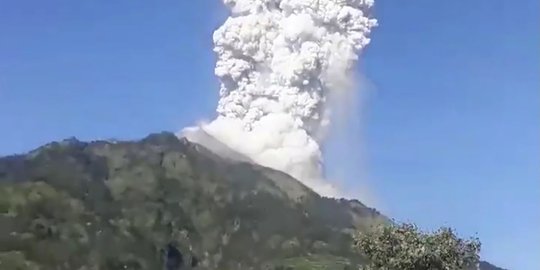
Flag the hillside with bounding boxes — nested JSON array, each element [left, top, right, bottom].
[[0, 132, 504, 270]]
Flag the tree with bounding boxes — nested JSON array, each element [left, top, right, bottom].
[[354, 222, 481, 270]]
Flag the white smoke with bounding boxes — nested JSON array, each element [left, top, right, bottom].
[[183, 0, 377, 197]]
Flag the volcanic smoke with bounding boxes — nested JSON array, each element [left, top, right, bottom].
[[183, 0, 377, 197]]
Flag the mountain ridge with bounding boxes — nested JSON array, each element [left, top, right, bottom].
[[0, 132, 506, 270]]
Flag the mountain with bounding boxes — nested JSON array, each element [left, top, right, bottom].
[[0, 132, 504, 270], [479, 262, 508, 270]]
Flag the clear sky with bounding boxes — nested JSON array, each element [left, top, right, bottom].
[[1, 1, 538, 269]]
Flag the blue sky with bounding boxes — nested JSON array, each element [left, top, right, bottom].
[[1, 1, 538, 269]]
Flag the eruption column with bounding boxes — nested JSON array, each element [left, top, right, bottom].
[[186, 0, 377, 197]]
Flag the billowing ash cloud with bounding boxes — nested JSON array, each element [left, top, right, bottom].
[[183, 0, 377, 197]]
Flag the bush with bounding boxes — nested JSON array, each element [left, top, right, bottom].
[[354, 222, 481, 270]]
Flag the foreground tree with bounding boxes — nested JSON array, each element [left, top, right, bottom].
[[354, 222, 481, 270]]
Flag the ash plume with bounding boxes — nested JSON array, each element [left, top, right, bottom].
[[183, 0, 377, 197]]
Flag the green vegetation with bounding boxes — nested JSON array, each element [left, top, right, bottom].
[[0, 132, 504, 270], [355, 222, 481, 270]]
